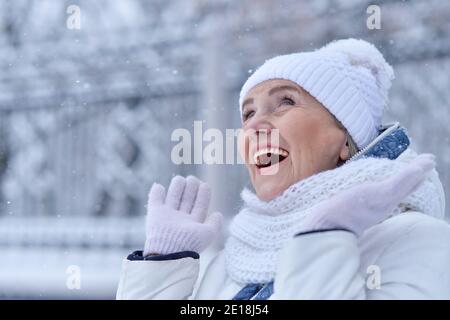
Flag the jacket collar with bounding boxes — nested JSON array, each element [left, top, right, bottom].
[[347, 122, 410, 163]]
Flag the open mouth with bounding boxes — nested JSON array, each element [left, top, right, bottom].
[[253, 147, 289, 169]]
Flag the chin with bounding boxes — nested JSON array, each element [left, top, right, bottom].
[[250, 168, 292, 202], [255, 183, 285, 201]]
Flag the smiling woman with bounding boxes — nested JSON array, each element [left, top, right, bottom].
[[116, 38, 450, 300], [238, 79, 358, 201]]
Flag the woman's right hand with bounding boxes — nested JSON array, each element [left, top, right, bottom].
[[143, 175, 223, 256]]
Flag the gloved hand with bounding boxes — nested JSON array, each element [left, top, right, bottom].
[[143, 175, 223, 256], [296, 153, 436, 237]]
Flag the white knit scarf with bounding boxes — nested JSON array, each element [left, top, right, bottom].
[[224, 150, 442, 284]]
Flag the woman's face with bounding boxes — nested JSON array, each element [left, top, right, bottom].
[[239, 79, 350, 201]]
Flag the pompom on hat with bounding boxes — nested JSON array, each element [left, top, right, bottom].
[[239, 38, 395, 149]]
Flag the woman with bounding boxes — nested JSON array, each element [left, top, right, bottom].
[[116, 39, 450, 299]]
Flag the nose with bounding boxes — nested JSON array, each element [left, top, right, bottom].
[[245, 112, 274, 135], [243, 114, 277, 151], [246, 118, 274, 145]]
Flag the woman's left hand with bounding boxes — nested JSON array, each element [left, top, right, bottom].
[[296, 153, 436, 237]]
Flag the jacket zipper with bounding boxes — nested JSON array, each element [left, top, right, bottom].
[[346, 122, 400, 163]]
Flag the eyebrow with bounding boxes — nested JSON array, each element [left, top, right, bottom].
[[268, 85, 302, 96], [241, 97, 254, 111]]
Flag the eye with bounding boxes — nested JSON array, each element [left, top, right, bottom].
[[242, 109, 255, 121], [280, 95, 295, 106]]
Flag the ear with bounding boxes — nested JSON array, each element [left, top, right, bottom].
[[339, 140, 350, 162]]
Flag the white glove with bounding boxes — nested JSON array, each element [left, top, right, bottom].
[[143, 175, 223, 256], [296, 153, 436, 237]]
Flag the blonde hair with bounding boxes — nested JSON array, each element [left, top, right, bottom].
[[332, 115, 359, 159], [345, 131, 359, 157]]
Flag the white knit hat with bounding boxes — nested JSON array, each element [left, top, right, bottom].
[[239, 38, 395, 149]]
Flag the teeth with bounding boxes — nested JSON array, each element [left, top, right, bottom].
[[253, 147, 289, 165]]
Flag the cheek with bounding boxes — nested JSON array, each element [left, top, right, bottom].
[[280, 110, 344, 161], [313, 130, 345, 161], [280, 110, 323, 149]]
